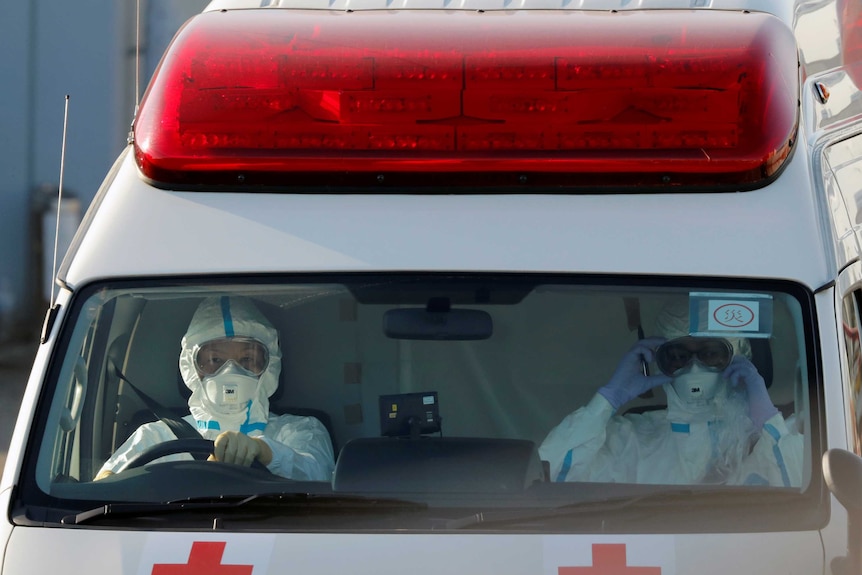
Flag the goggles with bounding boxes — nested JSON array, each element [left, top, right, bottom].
[[194, 337, 269, 377], [654, 336, 733, 377]]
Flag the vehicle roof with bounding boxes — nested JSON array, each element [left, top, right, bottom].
[[59, 143, 836, 290]]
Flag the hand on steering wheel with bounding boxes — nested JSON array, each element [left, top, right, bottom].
[[211, 431, 273, 467], [121, 438, 269, 472]]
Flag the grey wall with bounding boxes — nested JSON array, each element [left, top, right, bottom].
[[0, 0, 208, 338]]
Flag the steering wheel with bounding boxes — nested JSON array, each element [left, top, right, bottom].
[[123, 438, 269, 472]]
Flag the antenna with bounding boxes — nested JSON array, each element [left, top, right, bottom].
[[128, 0, 141, 146], [50, 94, 70, 309], [135, 0, 141, 111]]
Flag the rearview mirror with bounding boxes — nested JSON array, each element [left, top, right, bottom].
[[383, 308, 493, 340]]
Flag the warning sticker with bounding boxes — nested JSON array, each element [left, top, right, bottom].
[[688, 292, 773, 339]]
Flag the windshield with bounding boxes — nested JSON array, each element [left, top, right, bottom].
[[18, 274, 822, 531]]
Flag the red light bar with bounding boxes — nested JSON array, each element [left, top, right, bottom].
[[133, 9, 799, 189]]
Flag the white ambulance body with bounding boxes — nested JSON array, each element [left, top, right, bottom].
[[3, 0, 862, 573]]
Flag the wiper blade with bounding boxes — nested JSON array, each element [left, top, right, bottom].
[[444, 487, 795, 530], [443, 491, 667, 530], [62, 492, 427, 525]]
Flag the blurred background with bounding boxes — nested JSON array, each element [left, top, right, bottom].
[[0, 0, 208, 344]]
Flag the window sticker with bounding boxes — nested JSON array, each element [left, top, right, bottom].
[[688, 292, 773, 338]]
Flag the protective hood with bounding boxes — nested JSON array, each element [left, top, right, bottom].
[[179, 296, 282, 435]]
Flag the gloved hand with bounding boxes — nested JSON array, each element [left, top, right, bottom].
[[598, 337, 672, 410], [211, 431, 273, 467], [722, 355, 778, 430]]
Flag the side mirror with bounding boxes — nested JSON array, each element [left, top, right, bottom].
[[822, 449, 862, 575]]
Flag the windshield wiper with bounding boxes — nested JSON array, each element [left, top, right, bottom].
[[61, 492, 427, 526], [443, 487, 798, 530], [442, 491, 667, 530]]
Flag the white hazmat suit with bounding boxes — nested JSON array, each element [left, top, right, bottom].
[[539, 301, 803, 487], [97, 296, 335, 481]]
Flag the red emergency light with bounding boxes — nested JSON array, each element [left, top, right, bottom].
[[133, 9, 799, 190]]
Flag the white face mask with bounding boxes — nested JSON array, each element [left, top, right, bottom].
[[671, 361, 724, 405], [201, 362, 261, 416]]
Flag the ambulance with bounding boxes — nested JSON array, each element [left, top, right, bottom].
[[3, 0, 862, 573]]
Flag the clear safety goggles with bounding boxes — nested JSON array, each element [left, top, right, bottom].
[[654, 336, 733, 376], [194, 336, 269, 377]]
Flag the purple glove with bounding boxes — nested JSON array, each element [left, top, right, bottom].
[[598, 338, 672, 410], [722, 355, 778, 430]]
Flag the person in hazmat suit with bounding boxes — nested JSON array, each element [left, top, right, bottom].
[[539, 299, 803, 487], [96, 295, 335, 481]]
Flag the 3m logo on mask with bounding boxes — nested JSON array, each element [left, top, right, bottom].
[[222, 385, 239, 404]]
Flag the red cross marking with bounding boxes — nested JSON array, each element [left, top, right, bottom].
[[151, 541, 254, 575], [559, 543, 662, 575]]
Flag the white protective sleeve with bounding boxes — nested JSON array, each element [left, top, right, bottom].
[[539, 393, 803, 486], [96, 419, 183, 478], [259, 413, 335, 481]]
